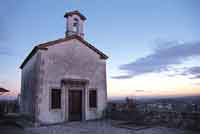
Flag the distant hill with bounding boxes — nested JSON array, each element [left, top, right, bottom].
[[109, 95, 200, 105]]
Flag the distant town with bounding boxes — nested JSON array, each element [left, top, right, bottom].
[[109, 95, 200, 113]]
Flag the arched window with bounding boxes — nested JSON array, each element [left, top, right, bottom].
[[73, 18, 79, 32]]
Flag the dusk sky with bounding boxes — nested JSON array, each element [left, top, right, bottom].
[[0, 0, 200, 98]]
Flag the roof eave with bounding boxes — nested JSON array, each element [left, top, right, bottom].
[[64, 11, 87, 20], [20, 35, 108, 69], [20, 46, 48, 69]]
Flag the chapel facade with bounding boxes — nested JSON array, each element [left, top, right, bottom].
[[20, 11, 108, 124]]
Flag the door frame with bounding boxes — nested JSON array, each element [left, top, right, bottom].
[[61, 78, 89, 121]]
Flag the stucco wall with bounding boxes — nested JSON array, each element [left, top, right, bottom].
[[37, 39, 107, 124], [21, 51, 41, 118]]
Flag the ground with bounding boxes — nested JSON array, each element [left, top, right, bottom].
[[0, 120, 198, 134]]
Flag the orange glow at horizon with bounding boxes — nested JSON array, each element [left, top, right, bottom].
[[1, 73, 200, 98], [107, 74, 200, 98]]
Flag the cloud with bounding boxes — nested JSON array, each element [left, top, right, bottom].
[[112, 41, 200, 79], [181, 66, 200, 79], [111, 75, 133, 79]]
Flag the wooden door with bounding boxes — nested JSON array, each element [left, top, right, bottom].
[[68, 90, 82, 121]]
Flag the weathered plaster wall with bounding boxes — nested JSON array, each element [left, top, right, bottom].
[[37, 39, 107, 124], [21, 52, 41, 119]]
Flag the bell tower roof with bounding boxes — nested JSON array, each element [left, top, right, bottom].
[[64, 10, 87, 20]]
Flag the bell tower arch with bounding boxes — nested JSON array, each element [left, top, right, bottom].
[[64, 11, 86, 38]]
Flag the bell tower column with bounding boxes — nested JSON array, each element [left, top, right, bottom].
[[64, 11, 86, 38]]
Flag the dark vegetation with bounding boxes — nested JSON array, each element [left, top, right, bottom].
[[107, 96, 200, 131]]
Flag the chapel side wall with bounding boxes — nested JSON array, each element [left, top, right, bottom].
[[37, 39, 107, 123], [21, 52, 40, 119]]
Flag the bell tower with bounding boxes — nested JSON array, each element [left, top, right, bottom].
[[64, 11, 86, 38]]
